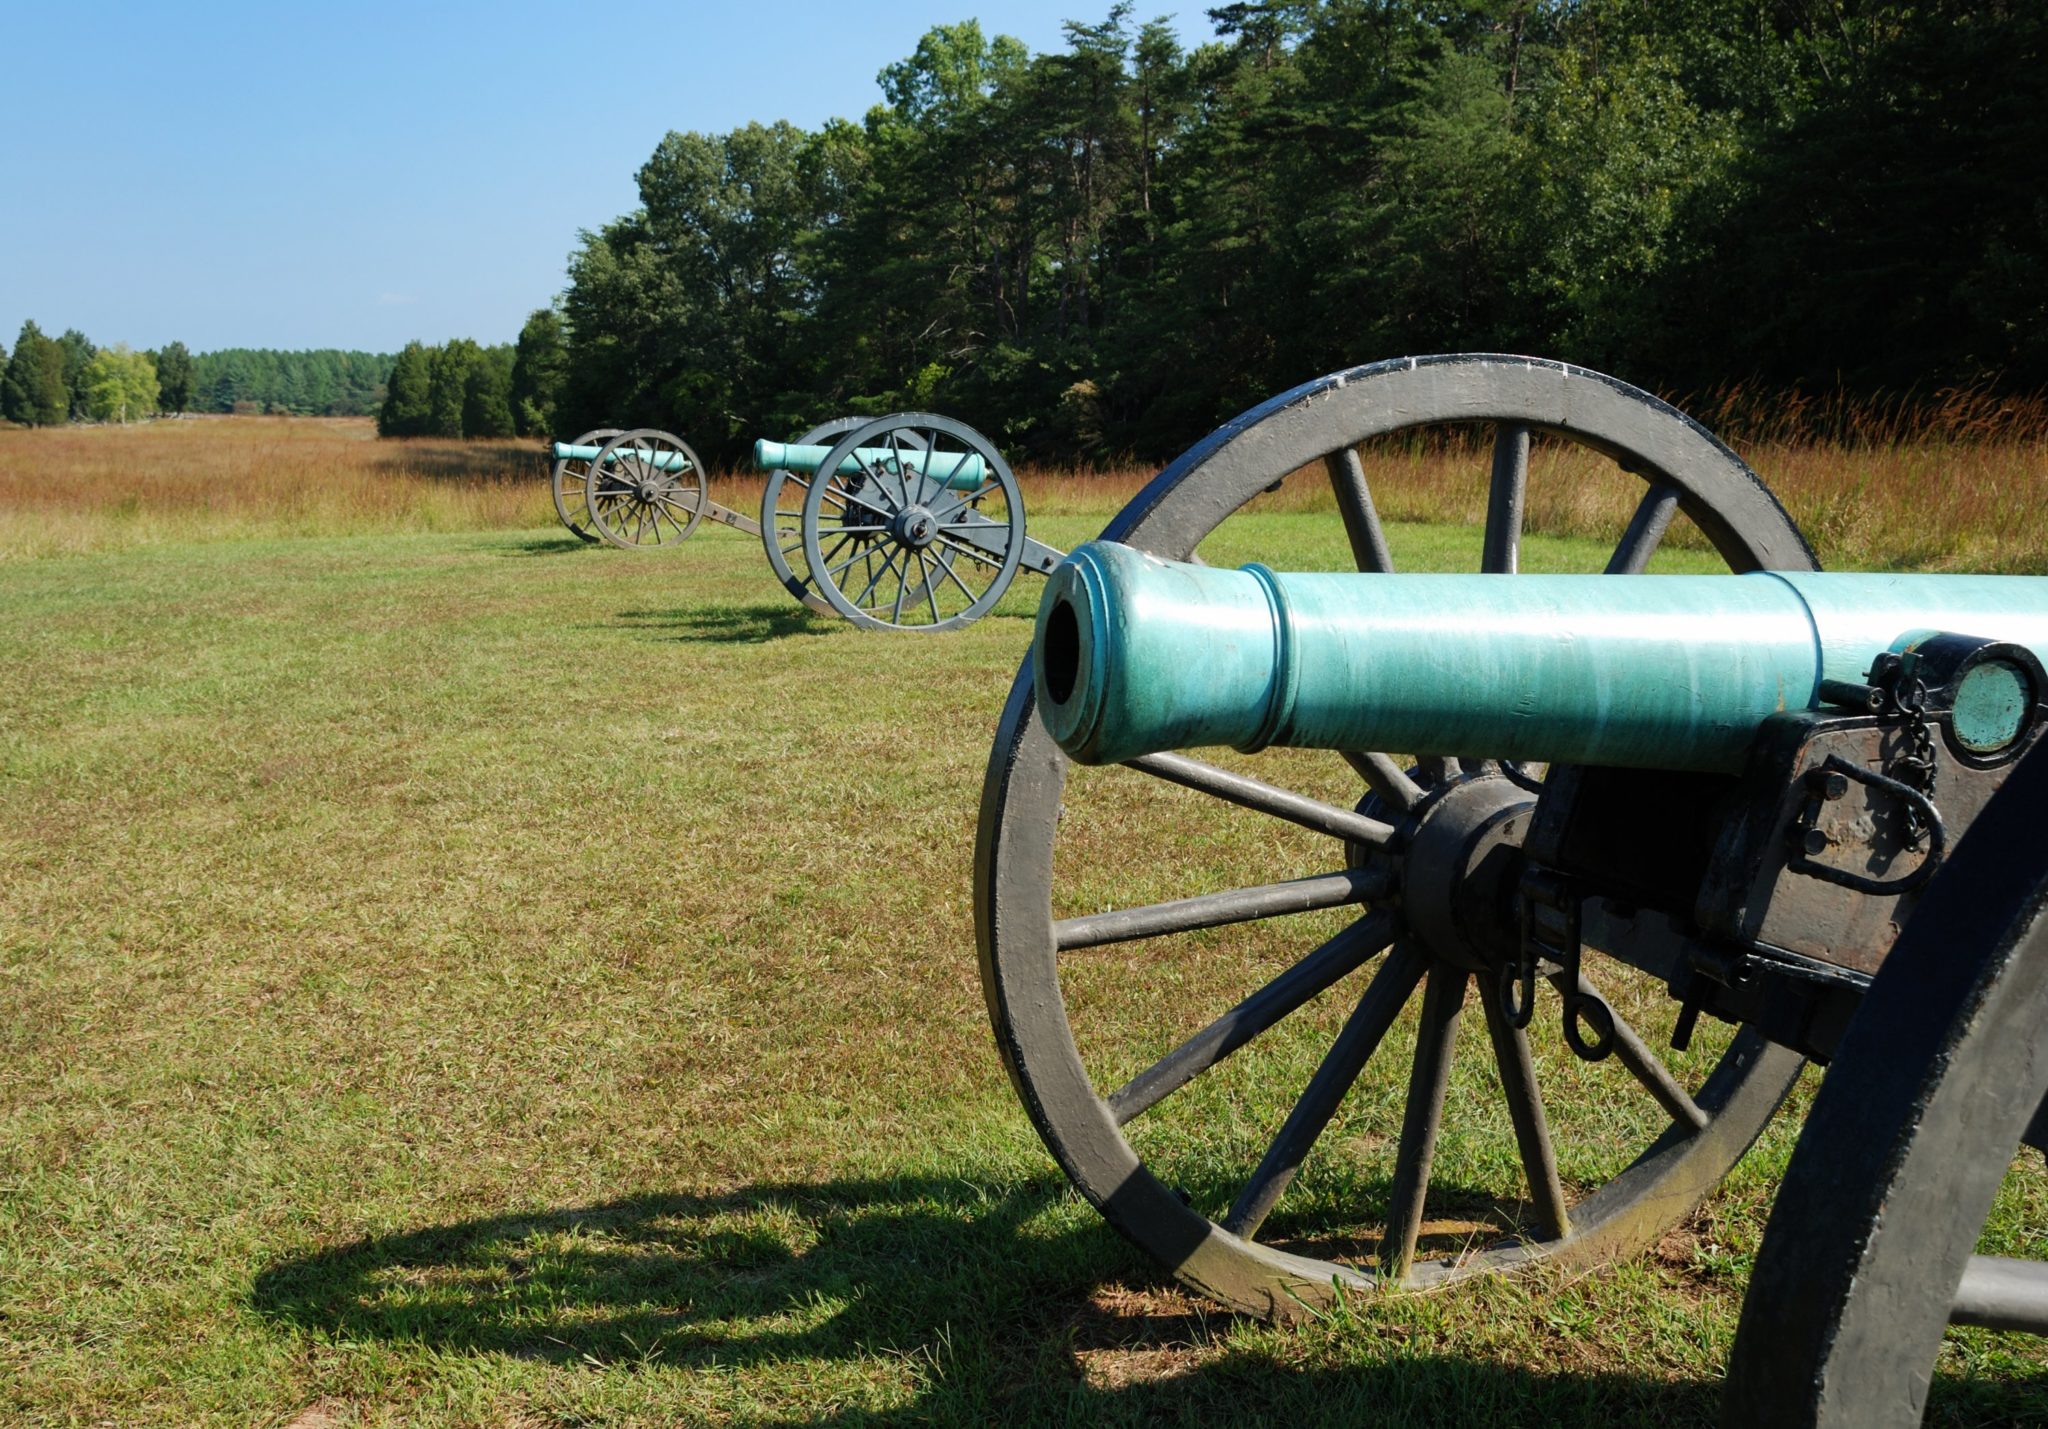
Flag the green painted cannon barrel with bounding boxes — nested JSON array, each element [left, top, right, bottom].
[[751, 439, 988, 490], [1035, 540, 2048, 772], [550, 441, 692, 473]]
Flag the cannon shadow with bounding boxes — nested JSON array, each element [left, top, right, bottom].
[[611, 604, 828, 643], [252, 1174, 1128, 1372], [249, 1170, 2048, 1422], [498, 535, 603, 557], [247, 1172, 1757, 1425]]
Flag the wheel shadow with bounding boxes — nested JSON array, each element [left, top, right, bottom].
[[249, 1172, 1743, 1425], [251, 1174, 1134, 1377], [612, 604, 829, 643]]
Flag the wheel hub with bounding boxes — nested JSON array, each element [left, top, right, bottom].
[[1395, 772, 1536, 972], [635, 478, 663, 504], [893, 505, 938, 549]]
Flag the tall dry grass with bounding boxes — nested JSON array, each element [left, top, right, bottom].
[[3, 401, 2043, 571], [0, 415, 550, 559], [1022, 381, 2048, 573]]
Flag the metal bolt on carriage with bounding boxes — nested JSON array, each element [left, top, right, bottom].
[[974, 354, 2048, 1425], [547, 413, 1064, 632]]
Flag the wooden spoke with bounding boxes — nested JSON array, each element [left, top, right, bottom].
[[1340, 751, 1424, 812], [928, 480, 1002, 523], [1482, 423, 1530, 574], [1606, 483, 1681, 575], [1382, 964, 1468, 1281], [1108, 911, 1397, 1124], [1124, 752, 1396, 847], [1325, 446, 1394, 573], [1479, 976, 1571, 1241], [1551, 969, 1709, 1132], [1054, 868, 1391, 952], [1222, 943, 1429, 1240], [1416, 757, 1462, 785]]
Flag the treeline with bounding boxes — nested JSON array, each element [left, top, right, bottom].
[[1, 321, 392, 425], [188, 349, 391, 415], [3, 321, 183, 425], [536, 0, 2048, 465], [378, 314, 566, 439], [376, 315, 565, 436]]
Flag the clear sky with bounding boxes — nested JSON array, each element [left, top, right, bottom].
[[0, 0, 1193, 355]]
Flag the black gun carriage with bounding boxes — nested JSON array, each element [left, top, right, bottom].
[[973, 354, 2048, 1423]]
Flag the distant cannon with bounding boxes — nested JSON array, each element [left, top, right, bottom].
[[974, 354, 2048, 1423], [546, 412, 1064, 633], [758, 412, 1063, 632]]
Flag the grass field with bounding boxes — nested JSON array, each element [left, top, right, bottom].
[[2, 418, 2045, 1426]]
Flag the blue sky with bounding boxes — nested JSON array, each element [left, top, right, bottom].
[[0, 1, 1192, 355]]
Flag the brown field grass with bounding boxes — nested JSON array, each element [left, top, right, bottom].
[[0, 416, 549, 558], [2, 405, 2044, 571]]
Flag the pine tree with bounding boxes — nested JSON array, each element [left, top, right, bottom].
[[2, 321, 69, 426], [426, 340, 477, 437], [462, 346, 516, 437], [0, 327, 30, 424], [154, 341, 194, 414], [56, 330, 95, 421], [378, 342, 433, 436]]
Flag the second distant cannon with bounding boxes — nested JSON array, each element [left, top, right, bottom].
[[547, 412, 1064, 633]]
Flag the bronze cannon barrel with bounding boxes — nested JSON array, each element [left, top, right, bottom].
[[1034, 540, 2048, 772]]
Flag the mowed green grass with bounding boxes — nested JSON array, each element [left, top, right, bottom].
[[3, 512, 2044, 1427]]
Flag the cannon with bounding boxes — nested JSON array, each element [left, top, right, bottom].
[[973, 354, 2047, 1419], [546, 413, 1065, 632], [763, 412, 1064, 632]]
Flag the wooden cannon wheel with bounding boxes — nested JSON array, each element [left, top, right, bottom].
[[974, 354, 1818, 1317], [585, 428, 707, 550], [1722, 741, 2048, 1427], [760, 417, 920, 618], [798, 413, 1025, 633], [549, 426, 623, 542]]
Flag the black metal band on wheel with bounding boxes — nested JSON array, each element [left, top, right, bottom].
[[974, 354, 1817, 1317], [1722, 742, 2048, 1427]]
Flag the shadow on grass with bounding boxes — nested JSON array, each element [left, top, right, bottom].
[[614, 603, 828, 642], [247, 1173, 1773, 1425], [499, 534, 601, 556]]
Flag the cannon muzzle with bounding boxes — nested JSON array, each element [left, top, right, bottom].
[[1035, 541, 2048, 772], [751, 439, 988, 490]]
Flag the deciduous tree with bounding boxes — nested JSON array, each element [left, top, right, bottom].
[[82, 344, 159, 422], [510, 309, 567, 436]]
